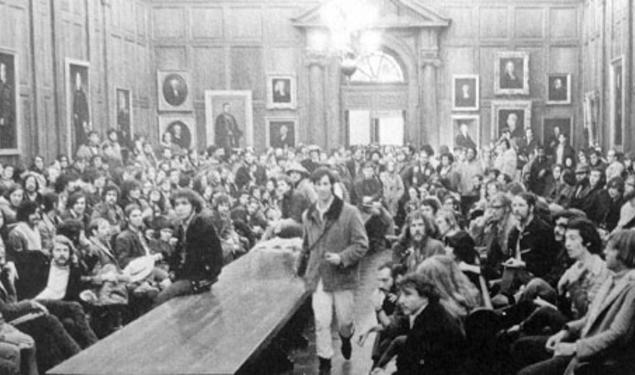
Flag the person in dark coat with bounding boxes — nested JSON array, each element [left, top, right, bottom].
[[155, 189, 223, 305], [214, 103, 242, 159], [371, 272, 467, 375], [580, 168, 611, 225]]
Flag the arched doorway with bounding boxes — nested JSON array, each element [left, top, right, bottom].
[[343, 49, 409, 146]]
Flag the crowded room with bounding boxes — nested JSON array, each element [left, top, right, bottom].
[[0, 0, 634, 374]]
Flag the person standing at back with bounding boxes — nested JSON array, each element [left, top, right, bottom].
[[297, 167, 368, 375]]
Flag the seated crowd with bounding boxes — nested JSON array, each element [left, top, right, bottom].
[[0, 125, 634, 375]]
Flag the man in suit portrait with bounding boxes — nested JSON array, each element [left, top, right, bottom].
[[162, 74, 187, 107], [272, 79, 291, 103], [499, 111, 525, 141], [72, 70, 89, 152], [454, 121, 476, 150], [167, 122, 191, 150], [549, 77, 567, 101], [0, 61, 15, 149], [271, 123, 294, 148], [215, 103, 243, 158], [500, 59, 523, 89], [455, 80, 476, 108]]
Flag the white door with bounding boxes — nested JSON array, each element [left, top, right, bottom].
[[348, 110, 371, 145], [376, 110, 404, 146]]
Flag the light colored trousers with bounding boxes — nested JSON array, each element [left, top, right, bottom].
[[312, 279, 355, 359]]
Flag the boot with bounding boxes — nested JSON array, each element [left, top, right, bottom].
[[318, 356, 331, 375], [340, 334, 352, 360]]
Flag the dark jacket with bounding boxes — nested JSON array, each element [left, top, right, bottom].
[[580, 186, 611, 225], [114, 228, 147, 269], [300, 197, 368, 292], [386, 301, 467, 375], [507, 216, 557, 279], [170, 209, 223, 289]]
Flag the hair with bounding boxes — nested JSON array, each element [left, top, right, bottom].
[[415, 255, 481, 317], [212, 193, 231, 209], [102, 184, 121, 199], [397, 272, 440, 303], [52, 235, 76, 257], [67, 191, 86, 210], [553, 209, 586, 223], [446, 231, 478, 264], [488, 192, 511, 210], [561, 168, 577, 186], [406, 209, 436, 237], [515, 192, 537, 208], [87, 217, 109, 237], [440, 152, 454, 164], [566, 218, 603, 255], [23, 173, 40, 192], [607, 177, 625, 195], [16, 200, 39, 222], [420, 197, 441, 215], [310, 167, 337, 185], [378, 261, 408, 281], [57, 219, 84, 244], [41, 192, 59, 213], [436, 209, 459, 232], [124, 203, 142, 218], [172, 188, 204, 213], [607, 230, 635, 269]]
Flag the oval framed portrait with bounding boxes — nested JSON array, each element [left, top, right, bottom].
[[162, 73, 188, 106]]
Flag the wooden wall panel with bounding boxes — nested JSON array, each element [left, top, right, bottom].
[[191, 47, 225, 98], [229, 7, 263, 41], [152, 7, 186, 40], [515, 8, 545, 40], [550, 7, 579, 40], [479, 7, 509, 40], [155, 46, 187, 70], [230, 47, 264, 99], [191, 7, 224, 40]]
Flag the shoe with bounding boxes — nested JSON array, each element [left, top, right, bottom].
[[318, 356, 331, 375], [340, 334, 352, 360]]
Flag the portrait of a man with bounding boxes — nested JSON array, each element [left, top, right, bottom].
[[116, 88, 132, 148], [268, 119, 296, 148], [214, 102, 243, 153], [498, 110, 525, 139], [453, 75, 479, 110], [166, 121, 192, 150], [0, 52, 17, 151], [452, 116, 478, 150], [495, 52, 529, 95], [272, 79, 291, 104], [547, 74, 570, 104], [162, 73, 188, 107], [500, 59, 523, 89], [69, 64, 90, 152]]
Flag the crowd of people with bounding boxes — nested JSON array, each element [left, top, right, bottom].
[[0, 124, 634, 375]]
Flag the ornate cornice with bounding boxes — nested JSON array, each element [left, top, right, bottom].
[[305, 50, 329, 67]]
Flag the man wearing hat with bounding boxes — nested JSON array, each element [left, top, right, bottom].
[[286, 161, 317, 204]]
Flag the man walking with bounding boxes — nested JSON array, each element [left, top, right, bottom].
[[297, 167, 368, 375]]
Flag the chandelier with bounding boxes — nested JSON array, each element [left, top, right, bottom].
[[308, 0, 382, 77]]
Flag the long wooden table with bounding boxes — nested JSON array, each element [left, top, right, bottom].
[[48, 239, 308, 375]]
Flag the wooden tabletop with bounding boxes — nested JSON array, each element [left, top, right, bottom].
[[48, 241, 308, 375]]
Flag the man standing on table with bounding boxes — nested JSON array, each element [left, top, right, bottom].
[[297, 167, 368, 375]]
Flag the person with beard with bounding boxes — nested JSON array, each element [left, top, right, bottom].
[[526, 146, 551, 196], [392, 209, 445, 272], [502, 193, 557, 295], [90, 184, 125, 232], [569, 165, 592, 211], [579, 168, 611, 225], [357, 262, 407, 369]]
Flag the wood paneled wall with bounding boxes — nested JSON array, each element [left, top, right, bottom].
[[429, 0, 583, 147], [0, 0, 152, 165]]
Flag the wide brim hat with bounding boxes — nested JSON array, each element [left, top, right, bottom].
[[285, 161, 309, 176], [123, 256, 155, 283]]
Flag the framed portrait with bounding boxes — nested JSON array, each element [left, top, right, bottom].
[[266, 74, 296, 109], [610, 57, 624, 147], [204, 90, 253, 148], [491, 100, 532, 140], [265, 116, 298, 149], [452, 75, 479, 111], [0, 49, 19, 155], [158, 115, 196, 150], [451, 115, 479, 150], [546, 73, 571, 105], [494, 51, 529, 95], [66, 59, 90, 155], [584, 90, 600, 148], [543, 118, 572, 150], [157, 71, 192, 111], [115, 88, 133, 148]]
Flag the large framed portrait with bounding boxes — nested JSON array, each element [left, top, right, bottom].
[[451, 115, 479, 150], [158, 115, 196, 150], [157, 71, 192, 111], [0, 49, 19, 155], [610, 57, 624, 147], [491, 100, 532, 140], [546, 73, 571, 105], [584, 90, 600, 147], [452, 75, 479, 111], [115, 88, 133, 148], [266, 74, 296, 109], [265, 116, 297, 149], [495, 51, 529, 95], [543, 118, 572, 149], [66, 59, 90, 155], [204, 90, 253, 148]]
